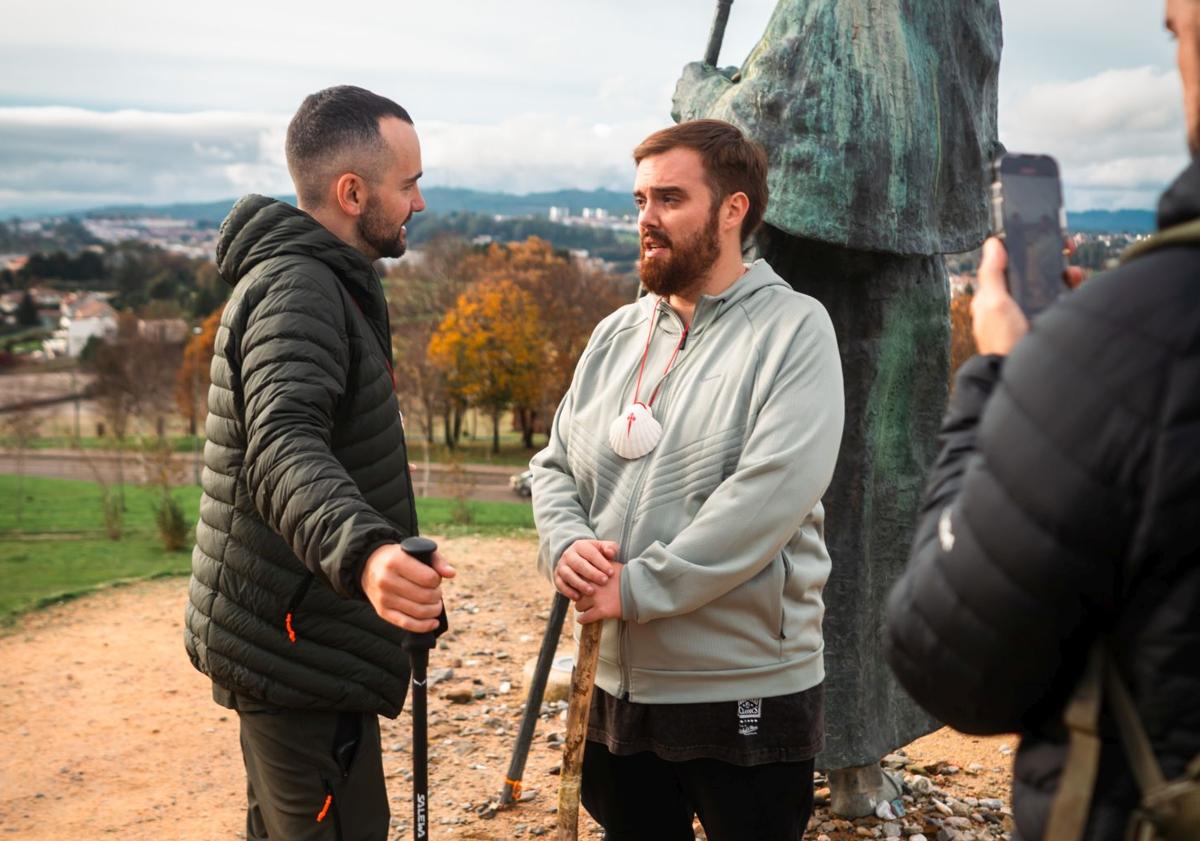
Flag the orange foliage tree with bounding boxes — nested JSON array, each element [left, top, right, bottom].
[[175, 304, 223, 435], [386, 237, 475, 448], [948, 291, 977, 387], [428, 278, 549, 454], [455, 237, 634, 446]]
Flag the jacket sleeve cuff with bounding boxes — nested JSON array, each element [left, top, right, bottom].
[[343, 531, 407, 599], [949, 354, 1004, 419]]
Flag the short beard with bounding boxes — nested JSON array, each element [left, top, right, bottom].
[[357, 196, 407, 260], [637, 204, 721, 297]]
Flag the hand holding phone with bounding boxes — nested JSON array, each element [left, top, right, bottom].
[[972, 238, 1030, 356]]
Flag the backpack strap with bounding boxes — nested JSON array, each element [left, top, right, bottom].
[[1046, 643, 1107, 841], [1105, 656, 1168, 793]]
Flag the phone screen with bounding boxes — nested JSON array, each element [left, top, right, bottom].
[[995, 155, 1066, 318]]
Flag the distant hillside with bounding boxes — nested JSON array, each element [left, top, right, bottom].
[[83, 187, 635, 225], [85, 198, 249, 225], [1066, 209, 1156, 234], [72, 194, 1158, 235], [406, 212, 638, 268]]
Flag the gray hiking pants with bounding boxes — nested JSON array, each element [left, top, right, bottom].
[[236, 700, 390, 841]]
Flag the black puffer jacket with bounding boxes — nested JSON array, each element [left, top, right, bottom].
[[185, 195, 418, 717], [885, 163, 1200, 841]]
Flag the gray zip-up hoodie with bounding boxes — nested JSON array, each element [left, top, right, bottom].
[[532, 260, 844, 703]]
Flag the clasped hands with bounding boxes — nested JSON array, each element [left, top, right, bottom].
[[555, 539, 623, 624]]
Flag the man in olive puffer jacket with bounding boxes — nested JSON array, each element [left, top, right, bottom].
[[184, 85, 454, 841]]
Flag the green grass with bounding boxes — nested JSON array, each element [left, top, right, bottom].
[[0, 435, 206, 453], [0, 474, 533, 623], [4, 432, 544, 466], [407, 433, 543, 467], [0, 539, 191, 621], [0, 474, 200, 535]]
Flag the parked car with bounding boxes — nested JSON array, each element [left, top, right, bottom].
[[510, 469, 533, 498]]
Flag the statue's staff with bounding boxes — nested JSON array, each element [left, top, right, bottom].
[[704, 0, 734, 67]]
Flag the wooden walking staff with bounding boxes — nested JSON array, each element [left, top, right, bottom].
[[555, 619, 603, 841]]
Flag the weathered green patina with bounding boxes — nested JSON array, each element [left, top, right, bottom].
[[674, 0, 1003, 255], [756, 229, 950, 769], [672, 0, 1002, 775]]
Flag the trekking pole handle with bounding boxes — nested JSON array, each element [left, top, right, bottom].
[[400, 536, 446, 650], [401, 536, 438, 566]]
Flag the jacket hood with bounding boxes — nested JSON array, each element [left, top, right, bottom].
[[215, 195, 378, 298], [638, 259, 793, 337], [1157, 159, 1200, 231]]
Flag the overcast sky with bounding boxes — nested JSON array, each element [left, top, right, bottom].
[[0, 0, 1182, 216]]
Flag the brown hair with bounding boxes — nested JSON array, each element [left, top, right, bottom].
[[286, 86, 413, 209], [633, 119, 769, 243]]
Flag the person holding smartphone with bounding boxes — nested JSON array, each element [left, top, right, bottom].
[[883, 3, 1200, 839]]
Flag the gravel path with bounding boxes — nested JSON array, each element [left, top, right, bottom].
[[0, 535, 1015, 840]]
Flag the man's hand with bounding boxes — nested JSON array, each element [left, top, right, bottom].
[[973, 237, 1085, 356], [554, 539, 619, 601], [361, 543, 456, 632], [576, 563, 624, 624], [972, 237, 1029, 356]]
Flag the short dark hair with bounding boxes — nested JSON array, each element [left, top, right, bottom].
[[285, 86, 413, 208], [633, 119, 769, 243]]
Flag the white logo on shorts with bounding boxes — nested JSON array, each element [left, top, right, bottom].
[[737, 699, 762, 736]]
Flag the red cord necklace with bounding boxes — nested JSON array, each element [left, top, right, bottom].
[[608, 298, 688, 459]]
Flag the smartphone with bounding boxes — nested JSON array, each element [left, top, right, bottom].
[[991, 153, 1068, 318]]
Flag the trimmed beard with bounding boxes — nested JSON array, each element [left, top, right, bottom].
[[637, 204, 721, 297], [357, 196, 408, 259]]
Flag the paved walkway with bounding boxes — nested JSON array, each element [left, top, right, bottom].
[[0, 448, 528, 503]]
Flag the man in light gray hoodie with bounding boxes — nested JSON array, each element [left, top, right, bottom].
[[531, 120, 845, 841]]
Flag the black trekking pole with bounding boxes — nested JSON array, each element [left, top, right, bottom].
[[400, 536, 446, 841], [704, 0, 734, 67], [500, 591, 570, 806]]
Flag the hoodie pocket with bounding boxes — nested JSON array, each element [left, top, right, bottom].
[[778, 553, 792, 641]]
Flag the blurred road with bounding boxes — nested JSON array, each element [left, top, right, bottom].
[[0, 449, 528, 504]]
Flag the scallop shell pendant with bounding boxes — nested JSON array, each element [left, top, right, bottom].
[[608, 402, 663, 460]]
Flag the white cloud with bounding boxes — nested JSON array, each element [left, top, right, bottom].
[[0, 107, 292, 213], [1000, 67, 1189, 210], [0, 106, 670, 214], [0, 2, 1184, 215], [419, 114, 668, 194]]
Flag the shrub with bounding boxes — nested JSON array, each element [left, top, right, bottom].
[[155, 493, 189, 551]]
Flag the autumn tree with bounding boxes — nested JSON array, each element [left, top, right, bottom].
[[89, 311, 183, 524], [428, 278, 548, 454], [455, 237, 633, 443], [385, 236, 474, 449], [176, 304, 224, 436], [948, 290, 977, 388]]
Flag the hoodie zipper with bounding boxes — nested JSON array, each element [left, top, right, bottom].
[[614, 303, 694, 699]]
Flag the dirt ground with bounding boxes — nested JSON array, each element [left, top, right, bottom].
[[0, 535, 1015, 840]]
